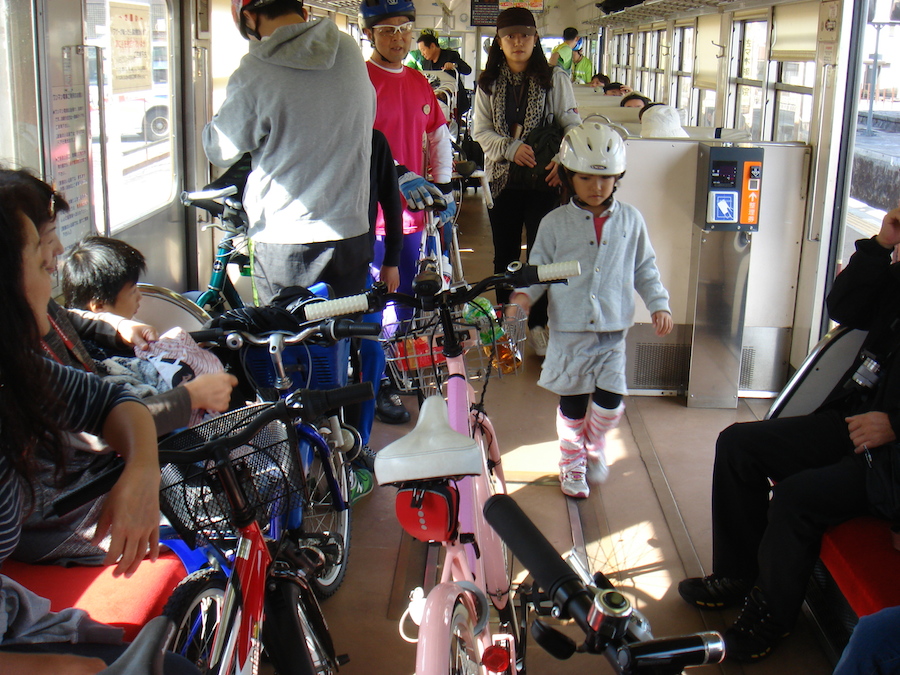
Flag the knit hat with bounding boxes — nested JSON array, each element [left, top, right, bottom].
[[496, 7, 537, 37]]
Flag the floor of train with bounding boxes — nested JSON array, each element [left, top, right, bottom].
[[311, 193, 834, 675]]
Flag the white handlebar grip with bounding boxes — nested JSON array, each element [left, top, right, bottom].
[[303, 294, 370, 321], [537, 261, 581, 282]]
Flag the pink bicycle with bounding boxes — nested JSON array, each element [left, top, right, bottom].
[[305, 261, 579, 674]]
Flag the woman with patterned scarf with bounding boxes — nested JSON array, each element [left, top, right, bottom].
[[473, 6, 581, 355]]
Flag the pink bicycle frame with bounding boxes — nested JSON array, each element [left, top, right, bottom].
[[415, 353, 515, 674]]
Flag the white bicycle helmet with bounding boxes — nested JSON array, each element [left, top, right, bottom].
[[558, 121, 626, 176]]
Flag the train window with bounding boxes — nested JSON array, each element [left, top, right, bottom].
[[773, 62, 815, 142], [729, 20, 771, 140], [635, 28, 664, 101], [672, 25, 695, 123], [0, 1, 41, 170], [84, 0, 176, 233], [611, 32, 631, 86]]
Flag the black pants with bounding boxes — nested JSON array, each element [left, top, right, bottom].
[[251, 234, 371, 306], [711, 410, 870, 626], [487, 187, 559, 327]]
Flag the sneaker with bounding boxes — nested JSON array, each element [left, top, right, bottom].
[[586, 455, 609, 485], [375, 380, 410, 424], [530, 325, 549, 357], [678, 575, 751, 609], [560, 462, 589, 498], [724, 587, 789, 662], [355, 444, 378, 472], [348, 467, 374, 504]]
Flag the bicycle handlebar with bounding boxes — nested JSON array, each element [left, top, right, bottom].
[[190, 318, 382, 350], [47, 384, 373, 518], [302, 262, 581, 322], [483, 494, 725, 673]]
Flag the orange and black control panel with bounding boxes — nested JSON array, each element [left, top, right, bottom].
[[695, 145, 764, 232]]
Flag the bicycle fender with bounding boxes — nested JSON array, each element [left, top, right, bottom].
[[415, 582, 488, 675]]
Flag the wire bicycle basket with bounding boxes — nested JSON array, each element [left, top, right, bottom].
[[382, 302, 526, 396], [158, 403, 304, 550]]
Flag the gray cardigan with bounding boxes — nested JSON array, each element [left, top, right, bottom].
[[521, 200, 671, 333]]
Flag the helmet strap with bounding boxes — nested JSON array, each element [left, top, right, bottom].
[[240, 9, 262, 39]]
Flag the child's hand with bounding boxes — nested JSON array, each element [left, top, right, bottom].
[[118, 320, 159, 350], [652, 311, 673, 336], [508, 292, 531, 315]]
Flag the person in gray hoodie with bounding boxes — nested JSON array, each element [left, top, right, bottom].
[[204, 0, 376, 304]]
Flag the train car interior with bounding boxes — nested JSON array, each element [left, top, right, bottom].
[[4, 0, 900, 672]]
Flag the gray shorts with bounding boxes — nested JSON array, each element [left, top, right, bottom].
[[538, 330, 627, 396]]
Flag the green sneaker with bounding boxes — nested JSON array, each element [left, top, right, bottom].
[[349, 467, 374, 504]]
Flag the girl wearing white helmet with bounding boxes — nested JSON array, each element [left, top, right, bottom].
[[510, 122, 673, 499]]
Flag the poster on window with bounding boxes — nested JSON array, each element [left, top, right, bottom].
[[109, 2, 152, 94], [498, 0, 543, 12]]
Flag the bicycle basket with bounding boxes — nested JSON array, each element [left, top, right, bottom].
[[382, 303, 526, 395], [158, 403, 303, 550]]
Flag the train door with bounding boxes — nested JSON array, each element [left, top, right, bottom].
[[0, 0, 195, 291]]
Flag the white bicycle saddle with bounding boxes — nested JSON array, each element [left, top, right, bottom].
[[374, 395, 482, 485]]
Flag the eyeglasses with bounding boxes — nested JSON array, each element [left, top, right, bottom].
[[372, 21, 414, 37]]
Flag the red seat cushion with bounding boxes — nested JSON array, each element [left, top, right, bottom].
[[820, 516, 900, 618], [1, 553, 186, 641]]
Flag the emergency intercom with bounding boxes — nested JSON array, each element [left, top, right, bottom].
[[694, 144, 764, 231]]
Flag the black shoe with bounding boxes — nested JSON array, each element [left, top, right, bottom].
[[375, 382, 410, 424], [724, 587, 790, 662], [678, 575, 751, 609]]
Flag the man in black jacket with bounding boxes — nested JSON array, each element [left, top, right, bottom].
[[678, 206, 900, 662], [416, 33, 472, 114]]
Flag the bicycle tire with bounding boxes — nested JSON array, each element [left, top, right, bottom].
[[303, 448, 352, 599], [448, 598, 484, 675], [263, 576, 339, 675], [162, 568, 228, 673]]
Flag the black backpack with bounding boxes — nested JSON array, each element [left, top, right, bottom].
[[508, 118, 564, 192]]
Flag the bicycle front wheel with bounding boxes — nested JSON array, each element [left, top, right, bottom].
[[163, 568, 228, 673], [303, 448, 352, 599], [264, 577, 340, 675]]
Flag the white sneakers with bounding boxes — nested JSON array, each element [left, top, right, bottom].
[[586, 455, 609, 485], [560, 460, 590, 498], [530, 325, 549, 356]]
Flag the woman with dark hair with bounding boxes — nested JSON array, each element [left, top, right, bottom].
[[473, 6, 581, 355], [0, 174, 195, 673]]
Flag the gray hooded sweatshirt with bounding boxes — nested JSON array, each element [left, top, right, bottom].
[[204, 18, 375, 245]]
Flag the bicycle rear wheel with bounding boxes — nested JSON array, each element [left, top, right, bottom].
[[163, 568, 227, 672], [303, 447, 352, 599], [449, 598, 484, 675]]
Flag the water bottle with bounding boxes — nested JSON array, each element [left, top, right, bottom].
[[462, 297, 522, 374]]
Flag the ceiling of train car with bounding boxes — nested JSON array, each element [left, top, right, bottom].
[[308, 0, 739, 29], [588, 0, 734, 27]]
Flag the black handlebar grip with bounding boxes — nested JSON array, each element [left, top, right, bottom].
[[47, 459, 125, 518], [186, 198, 225, 217], [625, 632, 726, 670], [484, 494, 582, 602], [301, 383, 375, 419], [331, 319, 382, 339], [190, 328, 225, 344]]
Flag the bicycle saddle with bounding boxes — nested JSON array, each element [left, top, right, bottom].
[[374, 395, 482, 484]]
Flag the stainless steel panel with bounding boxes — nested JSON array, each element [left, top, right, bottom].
[[625, 323, 691, 395], [739, 325, 792, 395], [687, 228, 752, 408]]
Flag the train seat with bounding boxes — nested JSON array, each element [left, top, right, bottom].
[[1, 553, 186, 642], [766, 326, 900, 651], [135, 283, 212, 333]]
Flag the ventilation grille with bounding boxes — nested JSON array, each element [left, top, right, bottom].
[[632, 343, 690, 389], [740, 347, 756, 390]]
